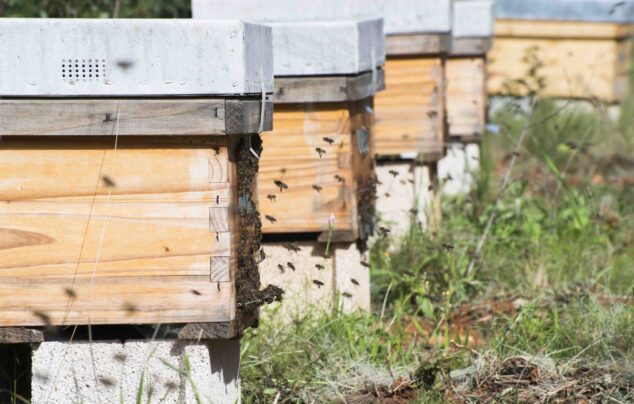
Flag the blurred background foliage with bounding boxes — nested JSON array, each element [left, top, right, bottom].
[[0, 0, 191, 18]]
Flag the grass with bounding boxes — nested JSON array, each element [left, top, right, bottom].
[[240, 94, 634, 402]]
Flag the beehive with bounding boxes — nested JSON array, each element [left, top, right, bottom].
[[438, 1, 493, 196], [0, 19, 274, 336], [489, 0, 633, 102], [194, 4, 386, 311]]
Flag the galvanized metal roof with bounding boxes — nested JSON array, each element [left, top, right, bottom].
[[494, 0, 634, 23]]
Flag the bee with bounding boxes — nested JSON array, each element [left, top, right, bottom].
[[313, 280, 324, 288], [360, 261, 370, 268], [316, 147, 326, 158], [409, 208, 419, 215], [265, 215, 277, 223], [283, 242, 301, 253], [191, 289, 202, 296], [351, 279, 360, 286], [256, 248, 266, 264], [277, 264, 285, 273], [287, 262, 296, 271], [408, 179, 415, 184], [274, 180, 288, 192], [384, 192, 391, 198], [216, 232, 220, 242], [443, 174, 454, 183], [323, 137, 335, 145], [376, 180, 383, 186], [315, 264, 325, 270], [334, 174, 345, 183], [216, 195, 220, 205], [267, 194, 277, 202], [427, 110, 438, 118], [388, 170, 399, 177], [442, 243, 455, 252], [342, 292, 353, 298], [101, 175, 116, 188], [312, 184, 323, 193], [280, 168, 287, 174], [404, 271, 415, 277], [428, 184, 435, 191], [378, 226, 390, 237], [64, 287, 77, 299]]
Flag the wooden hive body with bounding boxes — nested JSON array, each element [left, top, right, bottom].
[[0, 20, 274, 335], [255, 20, 385, 241], [373, 0, 452, 160], [489, 0, 634, 102]]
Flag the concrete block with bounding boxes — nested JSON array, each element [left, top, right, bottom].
[[375, 161, 436, 236], [438, 142, 480, 196], [259, 242, 370, 318], [31, 339, 240, 404]]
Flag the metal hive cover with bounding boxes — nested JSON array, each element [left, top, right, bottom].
[[0, 19, 274, 97], [192, 0, 452, 35], [453, 1, 494, 38], [268, 19, 385, 76], [494, 0, 634, 23]]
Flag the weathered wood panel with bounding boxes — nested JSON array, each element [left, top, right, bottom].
[[259, 105, 357, 236], [0, 99, 272, 137], [0, 137, 235, 326], [374, 57, 445, 160], [446, 57, 487, 142], [488, 20, 631, 102]]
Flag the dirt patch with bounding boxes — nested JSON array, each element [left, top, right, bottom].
[[345, 378, 419, 404]]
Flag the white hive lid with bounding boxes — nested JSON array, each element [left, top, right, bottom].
[[192, 0, 452, 35], [0, 19, 273, 97], [453, 1, 494, 38], [268, 19, 385, 76]]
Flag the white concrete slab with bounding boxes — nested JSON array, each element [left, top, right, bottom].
[[438, 142, 480, 196], [0, 19, 273, 96], [31, 339, 240, 404], [375, 162, 435, 236], [259, 242, 370, 318]]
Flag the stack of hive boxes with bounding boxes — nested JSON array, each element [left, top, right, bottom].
[[193, 0, 386, 314]]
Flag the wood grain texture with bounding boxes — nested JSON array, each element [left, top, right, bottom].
[[0, 327, 43, 343], [0, 99, 272, 137], [0, 137, 235, 326], [374, 57, 446, 159], [385, 34, 451, 56], [259, 104, 362, 235], [495, 19, 633, 40], [487, 30, 630, 102], [446, 57, 487, 142], [273, 70, 385, 104]]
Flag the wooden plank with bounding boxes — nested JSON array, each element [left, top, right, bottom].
[[374, 57, 446, 159], [0, 277, 233, 326], [0, 99, 272, 137], [0, 137, 235, 326], [495, 19, 634, 40], [385, 34, 451, 56], [450, 38, 492, 57], [446, 57, 487, 142], [178, 321, 238, 339], [259, 105, 357, 235], [273, 70, 385, 104], [487, 34, 629, 102]]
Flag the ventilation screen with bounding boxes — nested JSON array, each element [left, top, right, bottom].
[[62, 59, 107, 82]]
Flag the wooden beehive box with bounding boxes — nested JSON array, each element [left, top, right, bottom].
[[374, 0, 452, 161], [446, 0, 493, 142], [489, 0, 633, 103], [0, 19, 274, 335], [255, 20, 385, 242]]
